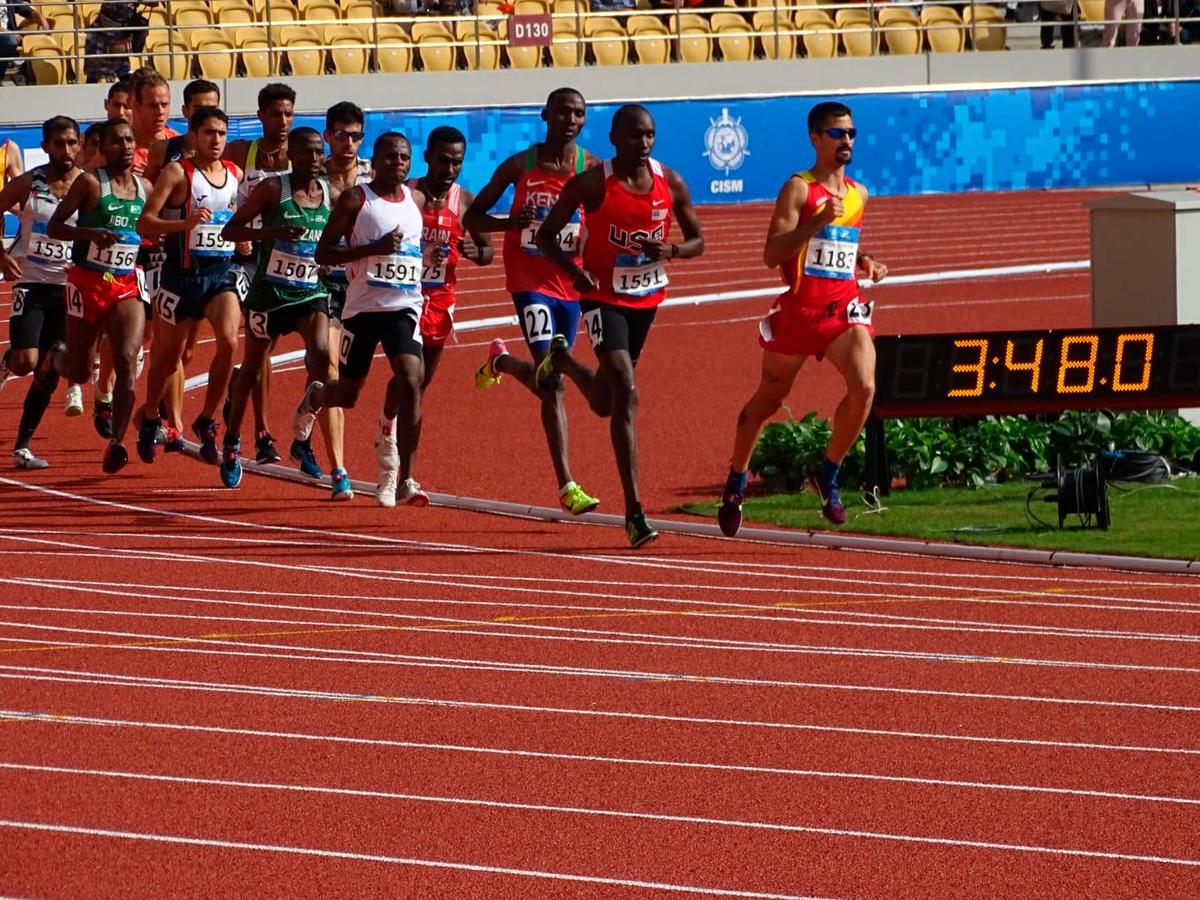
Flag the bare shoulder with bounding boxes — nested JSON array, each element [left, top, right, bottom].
[[854, 179, 870, 204]]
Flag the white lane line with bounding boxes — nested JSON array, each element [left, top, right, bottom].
[[6, 601, 1200, 679], [1, 654, 1196, 714], [5, 712, 1200, 806], [0, 819, 814, 898]]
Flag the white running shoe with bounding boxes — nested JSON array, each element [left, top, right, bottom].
[[292, 381, 323, 441], [396, 478, 430, 507], [374, 413, 399, 472], [64, 384, 83, 417], [13, 447, 49, 470], [376, 468, 399, 508]]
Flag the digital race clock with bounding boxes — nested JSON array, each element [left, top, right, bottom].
[[873, 324, 1200, 418]]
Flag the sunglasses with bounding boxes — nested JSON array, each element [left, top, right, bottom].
[[822, 127, 858, 140], [331, 129, 364, 142]]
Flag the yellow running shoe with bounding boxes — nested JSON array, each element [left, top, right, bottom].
[[559, 481, 600, 516], [474, 338, 507, 391], [534, 334, 568, 389]]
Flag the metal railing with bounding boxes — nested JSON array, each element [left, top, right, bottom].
[[2, 0, 1196, 86]]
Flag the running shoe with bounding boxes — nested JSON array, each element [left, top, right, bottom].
[[473, 338, 508, 391], [376, 468, 399, 508], [192, 415, 220, 466], [63, 384, 83, 417], [330, 468, 354, 501], [717, 490, 744, 538], [219, 440, 243, 488], [289, 438, 323, 479], [534, 334, 568, 390], [374, 415, 399, 473], [625, 511, 659, 549], [808, 469, 847, 526], [101, 440, 129, 474], [13, 447, 48, 470], [559, 481, 600, 516], [255, 431, 282, 464], [292, 380, 323, 441], [92, 398, 114, 439], [163, 426, 185, 454], [222, 365, 240, 427], [136, 414, 159, 464], [396, 477, 429, 507]]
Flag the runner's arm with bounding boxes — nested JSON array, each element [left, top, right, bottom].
[[47, 172, 112, 245], [143, 138, 168, 184], [458, 188, 494, 266], [462, 156, 525, 234], [0, 173, 33, 280], [3, 140, 23, 183], [221, 177, 287, 244], [762, 176, 835, 269], [314, 186, 401, 265], [536, 168, 601, 283], [137, 163, 205, 237], [637, 168, 704, 262]]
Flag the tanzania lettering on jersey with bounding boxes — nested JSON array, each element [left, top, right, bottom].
[[72, 168, 145, 276], [503, 144, 586, 301], [247, 174, 331, 311], [779, 171, 864, 308], [408, 179, 463, 298], [580, 158, 674, 310], [342, 183, 424, 320], [11, 167, 75, 285], [168, 159, 240, 267]]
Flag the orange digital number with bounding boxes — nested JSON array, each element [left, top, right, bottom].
[[948, 339, 989, 397], [1056, 335, 1100, 394], [1112, 332, 1155, 392], [1004, 338, 1043, 393]]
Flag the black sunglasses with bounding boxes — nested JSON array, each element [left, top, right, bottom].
[[822, 127, 858, 140], [332, 129, 364, 142]]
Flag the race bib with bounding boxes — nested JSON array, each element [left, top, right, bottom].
[[86, 231, 139, 275], [12, 287, 26, 316], [846, 298, 873, 325], [804, 224, 860, 281], [247, 309, 270, 341], [265, 241, 320, 289], [521, 302, 553, 345], [582, 307, 604, 348], [521, 210, 581, 256], [366, 248, 422, 290], [612, 253, 668, 297], [65, 282, 84, 318], [188, 209, 234, 257], [154, 287, 181, 324], [28, 221, 70, 266], [422, 243, 448, 288]]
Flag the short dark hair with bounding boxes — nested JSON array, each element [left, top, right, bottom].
[[546, 87, 584, 108], [83, 122, 104, 142], [130, 68, 168, 103], [373, 131, 409, 157], [426, 126, 465, 150], [184, 79, 221, 104], [107, 80, 130, 100], [42, 115, 80, 142], [189, 106, 228, 132], [99, 118, 133, 143], [258, 83, 297, 110], [612, 104, 651, 131], [325, 101, 364, 131], [808, 101, 852, 135], [289, 126, 322, 148]]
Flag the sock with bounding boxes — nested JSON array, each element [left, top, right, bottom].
[[559, 480, 577, 497], [725, 467, 748, 496], [818, 456, 841, 489], [96, 391, 113, 404]]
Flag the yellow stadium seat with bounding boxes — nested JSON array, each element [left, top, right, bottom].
[[146, 5, 170, 28], [627, 14, 671, 64], [259, 1, 300, 24], [1079, 0, 1105, 20], [921, 6, 964, 52], [550, 28, 582, 66], [299, 0, 341, 24], [412, 20, 454, 42], [552, 0, 587, 16], [456, 19, 501, 70], [877, 7, 921, 55], [21, 35, 66, 85], [280, 24, 324, 74], [794, 8, 834, 28], [678, 12, 712, 32], [962, 3, 1006, 50], [514, 0, 551, 12], [497, 18, 543, 68], [679, 26, 711, 63], [324, 24, 370, 74], [144, 31, 193, 80], [235, 26, 273, 76], [714, 20, 754, 62], [344, 1, 377, 21], [213, 0, 255, 19], [834, 8, 877, 56], [416, 33, 457, 71], [583, 18, 627, 66], [190, 30, 238, 78], [171, 0, 213, 26], [801, 21, 836, 57], [753, 10, 795, 59], [375, 28, 413, 72]]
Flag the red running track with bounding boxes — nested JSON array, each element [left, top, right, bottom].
[[2, 189, 1199, 898]]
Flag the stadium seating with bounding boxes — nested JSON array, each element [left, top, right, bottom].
[[455, 19, 502, 70], [550, 24, 583, 67], [412, 21, 457, 72], [259, 1, 300, 24], [962, 4, 1006, 51], [711, 13, 755, 63], [498, 18, 544, 68], [298, 0, 341, 21], [280, 23, 324, 75], [344, 1, 377, 21], [235, 26, 273, 76], [753, 10, 796, 60], [835, 8, 879, 57], [191, 28, 238, 78], [375, 26, 414, 73], [144, 29, 193, 79], [583, 16, 627, 66], [922, 6, 966, 53], [21, 34, 67, 85], [793, 9, 836, 58], [877, 6, 922, 55], [325, 24, 371, 75], [627, 15, 672, 65]]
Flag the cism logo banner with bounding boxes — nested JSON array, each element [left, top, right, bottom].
[[704, 107, 749, 196]]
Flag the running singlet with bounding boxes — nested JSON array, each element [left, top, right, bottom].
[[247, 174, 331, 311], [72, 168, 145, 276], [167, 159, 239, 267], [408, 179, 463, 300], [778, 171, 864, 308], [238, 139, 290, 227], [11, 166, 76, 285], [580, 158, 674, 310], [132, 128, 180, 177], [503, 144, 586, 301], [342, 183, 424, 320]]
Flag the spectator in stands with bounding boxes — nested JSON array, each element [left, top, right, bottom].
[[591, 0, 636, 11], [378, 0, 470, 12], [1103, 0, 1144, 45], [2, 2, 50, 70], [1039, 0, 1077, 48], [1182, 0, 1200, 42], [84, 1, 161, 83]]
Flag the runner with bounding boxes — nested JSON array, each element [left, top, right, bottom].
[[103, 80, 132, 126], [134, 106, 244, 468], [406, 126, 493, 388], [1, 133, 22, 188], [536, 104, 705, 547], [144, 79, 221, 183], [128, 68, 177, 179], [308, 100, 372, 484], [223, 82, 297, 462], [294, 132, 428, 509], [219, 127, 352, 498], [0, 117, 81, 468], [46, 119, 149, 474], [462, 87, 601, 516], [716, 101, 887, 535]]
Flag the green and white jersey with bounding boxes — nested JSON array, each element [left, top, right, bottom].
[[247, 174, 331, 312], [72, 167, 145, 276]]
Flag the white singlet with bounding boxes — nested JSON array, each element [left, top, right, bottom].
[[10, 167, 75, 285], [342, 183, 424, 320]]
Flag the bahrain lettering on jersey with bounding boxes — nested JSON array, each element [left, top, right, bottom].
[[607, 222, 667, 251], [423, 222, 453, 244]]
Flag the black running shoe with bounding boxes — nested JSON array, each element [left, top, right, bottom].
[[92, 399, 114, 439], [136, 415, 159, 464], [255, 432, 282, 464], [102, 440, 129, 474], [192, 415, 220, 466], [625, 512, 659, 549]]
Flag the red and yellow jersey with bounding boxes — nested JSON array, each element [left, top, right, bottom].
[[580, 158, 674, 310], [779, 171, 865, 309], [503, 144, 586, 300]]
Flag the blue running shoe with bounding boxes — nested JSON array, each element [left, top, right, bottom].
[[330, 468, 354, 501], [220, 440, 243, 488], [136, 414, 159, 464], [290, 438, 323, 479], [192, 415, 220, 466]]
